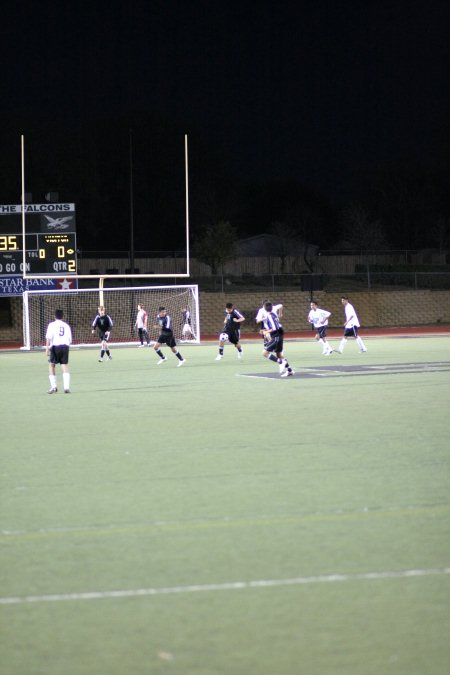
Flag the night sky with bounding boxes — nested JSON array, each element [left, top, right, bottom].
[[2, 1, 449, 250]]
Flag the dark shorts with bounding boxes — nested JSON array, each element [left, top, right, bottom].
[[158, 332, 176, 348], [49, 345, 69, 365], [99, 331, 110, 342], [344, 327, 358, 338], [225, 330, 240, 345], [265, 335, 283, 353], [316, 326, 327, 339]]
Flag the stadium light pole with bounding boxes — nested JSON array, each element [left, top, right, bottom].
[[129, 128, 135, 283]]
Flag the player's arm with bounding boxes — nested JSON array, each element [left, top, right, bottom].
[[233, 312, 245, 323]]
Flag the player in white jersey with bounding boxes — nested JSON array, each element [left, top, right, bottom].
[[135, 303, 149, 346], [255, 301, 283, 327], [256, 301, 283, 348], [336, 296, 367, 353], [181, 308, 195, 341], [307, 301, 333, 355], [45, 309, 72, 394]]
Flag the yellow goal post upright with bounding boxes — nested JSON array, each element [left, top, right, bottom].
[[20, 135, 200, 349]]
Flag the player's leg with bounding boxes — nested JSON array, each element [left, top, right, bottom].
[[234, 339, 243, 359], [354, 328, 367, 352], [154, 339, 167, 364], [170, 342, 186, 366], [277, 339, 294, 376], [98, 335, 105, 362], [61, 363, 71, 393], [216, 333, 227, 360], [48, 360, 57, 393], [103, 338, 112, 360]]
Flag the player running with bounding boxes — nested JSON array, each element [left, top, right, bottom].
[[152, 307, 186, 366], [215, 302, 245, 360], [262, 301, 294, 377], [307, 301, 333, 355]]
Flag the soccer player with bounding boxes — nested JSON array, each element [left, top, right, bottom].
[[262, 302, 294, 377], [181, 307, 194, 341], [153, 307, 186, 366], [92, 306, 113, 362], [215, 302, 245, 360], [307, 301, 333, 355], [336, 296, 367, 353], [255, 300, 283, 336], [45, 308, 72, 394], [135, 303, 149, 347]]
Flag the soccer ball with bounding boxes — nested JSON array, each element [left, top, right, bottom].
[[219, 332, 229, 342]]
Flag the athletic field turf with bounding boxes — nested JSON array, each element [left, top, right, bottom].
[[1, 336, 449, 675]]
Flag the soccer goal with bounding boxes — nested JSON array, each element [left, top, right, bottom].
[[22, 285, 200, 350]]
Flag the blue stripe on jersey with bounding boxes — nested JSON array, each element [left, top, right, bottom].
[[266, 312, 280, 331]]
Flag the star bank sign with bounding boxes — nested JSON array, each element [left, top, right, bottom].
[[0, 276, 77, 296]]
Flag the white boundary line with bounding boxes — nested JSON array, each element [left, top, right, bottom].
[[1, 568, 449, 605]]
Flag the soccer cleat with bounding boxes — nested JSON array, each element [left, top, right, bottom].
[[281, 369, 295, 378], [157, 358, 166, 365], [177, 359, 186, 367], [138, 344, 145, 348], [359, 349, 367, 353], [215, 354, 223, 361], [64, 389, 71, 394], [47, 387, 58, 394], [237, 352, 243, 359], [107, 355, 112, 360], [98, 358, 103, 362]]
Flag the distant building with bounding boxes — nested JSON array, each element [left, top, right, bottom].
[[238, 234, 317, 257]]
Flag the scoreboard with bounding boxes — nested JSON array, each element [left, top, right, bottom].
[[0, 203, 77, 276]]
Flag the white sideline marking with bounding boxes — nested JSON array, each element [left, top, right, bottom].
[[1, 568, 449, 606]]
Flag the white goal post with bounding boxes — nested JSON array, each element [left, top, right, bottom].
[[22, 285, 200, 350]]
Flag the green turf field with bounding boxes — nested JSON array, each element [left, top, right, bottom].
[[1, 337, 449, 675]]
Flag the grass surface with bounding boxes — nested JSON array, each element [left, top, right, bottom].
[[1, 336, 450, 675]]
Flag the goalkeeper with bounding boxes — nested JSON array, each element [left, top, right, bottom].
[[91, 306, 113, 362]]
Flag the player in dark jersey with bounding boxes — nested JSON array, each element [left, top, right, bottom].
[[262, 302, 294, 377], [152, 307, 186, 366], [215, 302, 245, 360], [91, 306, 113, 362]]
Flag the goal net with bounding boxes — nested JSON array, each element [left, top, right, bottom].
[[22, 285, 200, 350]]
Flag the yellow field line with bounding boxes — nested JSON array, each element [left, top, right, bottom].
[[2, 503, 449, 543]]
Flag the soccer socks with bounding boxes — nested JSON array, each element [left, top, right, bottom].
[[338, 338, 347, 353], [175, 351, 184, 361], [155, 349, 165, 360], [49, 374, 57, 389], [219, 347, 224, 356], [356, 336, 367, 352], [63, 373, 70, 391]]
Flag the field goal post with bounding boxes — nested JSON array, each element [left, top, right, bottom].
[[22, 284, 200, 350]]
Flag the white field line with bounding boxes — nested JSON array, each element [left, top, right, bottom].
[[1, 568, 449, 606]]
